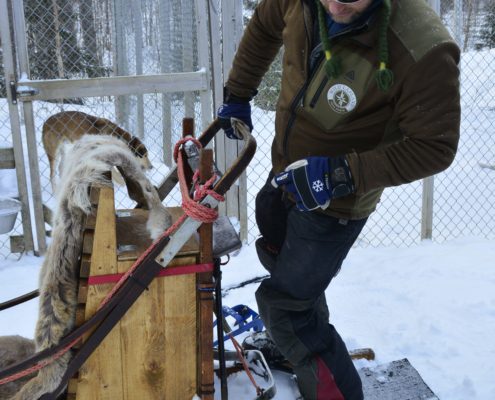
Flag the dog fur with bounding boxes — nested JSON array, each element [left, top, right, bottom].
[[42, 111, 153, 191], [5, 135, 171, 400]]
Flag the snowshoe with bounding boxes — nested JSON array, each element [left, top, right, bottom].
[[242, 331, 287, 366]]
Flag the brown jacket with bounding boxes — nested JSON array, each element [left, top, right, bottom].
[[226, 0, 461, 219]]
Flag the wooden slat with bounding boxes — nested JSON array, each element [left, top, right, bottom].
[[118, 256, 198, 399], [0, 147, 15, 169], [198, 149, 214, 400], [76, 185, 124, 400], [162, 267, 198, 399]]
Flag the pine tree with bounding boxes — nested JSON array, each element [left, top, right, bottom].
[[479, 1, 495, 48]]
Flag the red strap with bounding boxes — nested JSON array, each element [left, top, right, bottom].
[[88, 263, 214, 286]]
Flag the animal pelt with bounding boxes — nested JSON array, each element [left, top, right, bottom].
[[8, 135, 172, 400], [0, 336, 35, 399]]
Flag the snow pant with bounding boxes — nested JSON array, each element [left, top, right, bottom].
[[255, 206, 367, 400]]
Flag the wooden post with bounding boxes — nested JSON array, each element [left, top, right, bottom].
[[197, 148, 215, 400]]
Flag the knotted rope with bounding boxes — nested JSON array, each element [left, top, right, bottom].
[[0, 136, 224, 386]]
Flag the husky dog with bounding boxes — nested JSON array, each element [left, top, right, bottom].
[[42, 111, 153, 191], [7, 135, 171, 400]]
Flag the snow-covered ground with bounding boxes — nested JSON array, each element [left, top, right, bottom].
[[1, 236, 494, 399], [0, 46, 494, 400]]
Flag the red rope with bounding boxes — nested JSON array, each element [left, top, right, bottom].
[[229, 334, 264, 397], [0, 136, 224, 386]]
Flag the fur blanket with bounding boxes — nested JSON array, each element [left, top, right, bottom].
[[1, 135, 171, 400]]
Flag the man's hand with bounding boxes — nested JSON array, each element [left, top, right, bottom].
[[217, 102, 253, 139], [272, 156, 355, 211]]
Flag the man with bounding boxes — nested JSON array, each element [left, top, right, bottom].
[[218, 0, 460, 398]]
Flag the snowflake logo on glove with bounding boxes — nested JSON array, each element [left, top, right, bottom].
[[312, 180, 324, 192], [271, 156, 355, 211]]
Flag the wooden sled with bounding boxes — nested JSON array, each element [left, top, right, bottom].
[[63, 119, 254, 400], [0, 118, 255, 400], [68, 187, 209, 399]]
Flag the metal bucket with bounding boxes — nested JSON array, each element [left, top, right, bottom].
[[0, 197, 22, 234]]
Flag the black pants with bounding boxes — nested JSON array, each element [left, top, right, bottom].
[[255, 206, 367, 400]]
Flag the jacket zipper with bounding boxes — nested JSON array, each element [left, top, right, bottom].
[[309, 75, 329, 108], [282, 2, 373, 158], [282, 0, 315, 158]]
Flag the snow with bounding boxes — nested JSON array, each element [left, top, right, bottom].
[[0, 44, 494, 400], [1, 236, 494, 399]]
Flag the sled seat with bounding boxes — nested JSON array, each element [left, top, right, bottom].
[[68, 184, 215, 400]]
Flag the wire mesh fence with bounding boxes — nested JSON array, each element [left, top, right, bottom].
[[244, 0, 495, 246], [0, 0, 204, 259], [1, 0, 495, 259]]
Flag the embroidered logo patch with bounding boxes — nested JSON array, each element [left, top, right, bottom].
[[327, 84, 357, 114]]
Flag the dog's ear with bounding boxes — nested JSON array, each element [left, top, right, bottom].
[[115, 126, 133, 142], [93, 117, 109, 129], [129, 136, 147, 157]]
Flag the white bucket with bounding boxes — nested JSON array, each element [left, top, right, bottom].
[[0, 197, 22, 234]]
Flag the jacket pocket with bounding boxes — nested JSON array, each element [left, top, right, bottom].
[[309, 76, 329, 108], [299, 48, 375, 133]]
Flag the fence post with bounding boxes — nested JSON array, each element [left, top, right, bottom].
[[11, 0, 47, 254], [132, 0, 144, 139], [194, 0, 213, 132], [221, 0, 247, 241], [421, 0, 441, 241], [0, 0, 35, 254], [454, 0, 464, 48]]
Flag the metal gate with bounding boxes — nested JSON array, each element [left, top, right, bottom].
[[0, 0, 250, 259]]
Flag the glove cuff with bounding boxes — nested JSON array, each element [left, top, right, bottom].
[[327, 156, 355, 198], [223, 87, 257, 103]]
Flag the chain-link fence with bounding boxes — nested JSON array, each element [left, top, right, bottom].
[[24, 0, 202, 207], [244, 0, 495, 246], [1, 0, 495, 259], [0, 0, 205, 259]]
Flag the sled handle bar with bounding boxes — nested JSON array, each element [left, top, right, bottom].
[[156, 118, 256, 199]]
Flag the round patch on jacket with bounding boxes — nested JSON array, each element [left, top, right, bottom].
[[327, 84, 357, 114]]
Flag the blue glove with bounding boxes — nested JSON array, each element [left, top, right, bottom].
[[272, 156, 355, 211], [217, 102, 253, 139]]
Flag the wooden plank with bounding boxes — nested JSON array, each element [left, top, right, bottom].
[[116, 207, 199, 261], [118, 256, 198, 399], [76, 185, 124, 400], [198, 149, 214, 399], [162, 267, 198, 399], [17, 71, 208, 102], [0, 147, 15, 169]]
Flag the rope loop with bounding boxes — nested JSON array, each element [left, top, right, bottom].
[[0, 135, 226, 386]]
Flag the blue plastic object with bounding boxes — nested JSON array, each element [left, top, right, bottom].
[[213, 304, 264, 346]]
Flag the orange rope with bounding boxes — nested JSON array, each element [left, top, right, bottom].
[[0, 136, 224, 386], [229, 334, 264, 397]]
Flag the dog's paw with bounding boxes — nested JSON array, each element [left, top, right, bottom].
[[146, 206, 173, 240]]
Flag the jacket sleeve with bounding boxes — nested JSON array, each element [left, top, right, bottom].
[[225, 0, 287, 99], [347, 43, 461, 195]]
